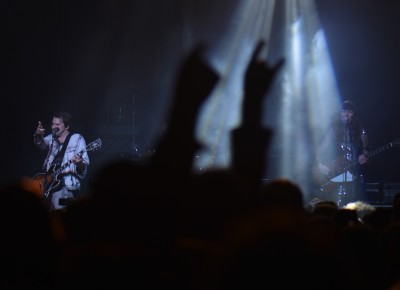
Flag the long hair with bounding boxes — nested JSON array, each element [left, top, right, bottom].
[[331, 101, 363, 148]]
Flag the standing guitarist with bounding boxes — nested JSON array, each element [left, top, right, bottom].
[[33, 111, 89, 210], [313, 100, 369, 207]]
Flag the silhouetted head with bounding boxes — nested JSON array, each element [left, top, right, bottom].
[[257, 178, 304, 208]]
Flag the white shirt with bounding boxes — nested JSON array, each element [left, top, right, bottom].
[[42, 133, 89, 190]]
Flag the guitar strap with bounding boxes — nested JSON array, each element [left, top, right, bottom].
[[51, 133, 73, 167]]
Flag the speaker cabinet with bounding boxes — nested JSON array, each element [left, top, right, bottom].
[[365, 182, 400, 205]]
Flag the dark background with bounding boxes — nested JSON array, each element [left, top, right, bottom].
[[2, 0, 400, 190]]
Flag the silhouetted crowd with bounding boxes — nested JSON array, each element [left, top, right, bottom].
[[1, 41, 400, 290]]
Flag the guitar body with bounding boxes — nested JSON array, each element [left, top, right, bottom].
[[314, 170, 355, 192], [31, 138, 102, 199], [32, 164, 63, 198], [313, 156, 356, 192], [314, 138, 400, 192]]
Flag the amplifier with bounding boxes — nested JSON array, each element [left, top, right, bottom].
[[365, 182, 400, 205]]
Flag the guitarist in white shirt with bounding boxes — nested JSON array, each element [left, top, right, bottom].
[[313, 100, 369, 207], [33, 111, 90, 210]]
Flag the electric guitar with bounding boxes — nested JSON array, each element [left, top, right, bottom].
[[315, 137, 400, 192], [31, 138, 102, 198]]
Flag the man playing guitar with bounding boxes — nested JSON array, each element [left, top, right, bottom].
[[33, 112, 90, 210]]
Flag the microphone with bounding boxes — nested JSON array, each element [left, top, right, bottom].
[[52, 128, 59, 137]]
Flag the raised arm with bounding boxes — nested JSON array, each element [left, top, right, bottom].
[[33, 121, 48, 150], [150, 44, 220, 177], [231, 40, 284, 192]]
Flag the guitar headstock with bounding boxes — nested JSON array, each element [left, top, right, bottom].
[[392, 138, 400, 147], [87, 138, 102, 152]]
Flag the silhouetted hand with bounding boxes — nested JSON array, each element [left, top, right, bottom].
[[171, 43, 220, 124], [151, 43, 220, 177], [241, 40, 284, 128], [244, 40, 284, 100]]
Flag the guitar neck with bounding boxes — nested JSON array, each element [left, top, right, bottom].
[[367, 142, 394, 159], [53, 150, 85, 176], [47, 138, 101, 177], [343, 141, 395, 172]]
